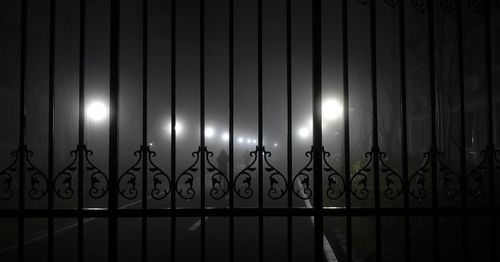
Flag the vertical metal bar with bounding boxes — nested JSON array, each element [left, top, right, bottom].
[[18, 0, 27, 260], [456, 1, 469, 261], [77, 0, 86, 261], [286, 0, 293, 260], [398, 1, 410, 261], [199, 0, 206, 260], [312, 0, 323, 261], [257, 0, 264, 260], [228, 0, 235, 260], [48, 0, 56, 260], [369, 1, 382, 261], [109, 0, 120, 261], [141, 0, 148, 261], [427, 1, 440, 261], [341, 1, 352, 261], [170, 0, 177, 261], [484, 0, 497, 260]]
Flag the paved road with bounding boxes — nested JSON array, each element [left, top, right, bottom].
[[0, 175, 340, 262]]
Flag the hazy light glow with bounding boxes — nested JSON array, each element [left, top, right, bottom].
[[298, 127, 310, 139], [252, 139, 257, 144], [222, 132, 230, 141], [322, 99, 343, 121], [205, 127, 215, 138], [86, 101, 108, 122], [274, 143, 278, 147], [166, 121, 183, 135], [246, 139, 252, 144], [238, 137, 244, 143]]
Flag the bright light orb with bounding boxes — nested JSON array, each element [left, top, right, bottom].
[[165, 121, 183, 135], [86, 101, 108, 122], [246, 139, 252, 144], [274, 143, 278, 147], [298, 127, 310, 139], [322, 99, 343, 121], [238, 137, 244, 143], [205, 127, 215, 138], [252, 139, 257, 144], [222, 132, 230, 141]]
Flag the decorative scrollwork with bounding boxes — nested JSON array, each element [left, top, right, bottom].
[[437, 151, 460, 198], [175, 148, 199, 200], [149, 148, 171, 200], [205, 147, 230, 200], [0, 150, 18, 200], [54, 145, 108, 200], [384, 0, 400, 7], [1, 146, 48, 201], [292, 148, 313, 200], [118, 147, 141, 200], [466, 147, 489, 198], [323, 148, 345, 201], [409, 151, 430, 201], [440, 0, 457, 13], [84, 147, 109, 199], [350, 147, 403, 201], [379, 151, 403, 200], [411, 0, 428, 13], [468, 0, 484, 13], [408, 149, 460, 200], [54, 148, 78, 200], [262, 147, 287, 200], [234, 147, 257, 199], [350, 151, 372, 200], [25, 148, 48, 200]]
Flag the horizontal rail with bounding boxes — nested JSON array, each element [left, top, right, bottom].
[[0, 207, 498, 217]]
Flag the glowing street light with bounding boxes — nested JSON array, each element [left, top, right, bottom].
[[222, 132, 230, 141], [86, 101, 108, 122], [205, 127, 215, 138], [238, 137, 244, 143], [298, 127, 310, 139], [322, 99, 343, 121], [165, 121, 183, 135]]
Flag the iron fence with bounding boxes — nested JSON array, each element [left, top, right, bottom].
[[0, 0, 499, 261]]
